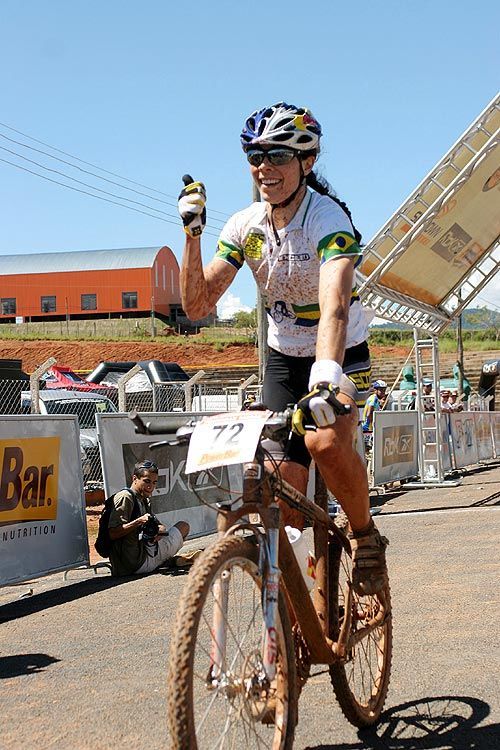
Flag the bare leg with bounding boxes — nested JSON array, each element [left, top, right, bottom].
[[304, 392, 370, 532]]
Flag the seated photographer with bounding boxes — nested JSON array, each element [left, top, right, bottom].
[[108, 460, 189, 576]]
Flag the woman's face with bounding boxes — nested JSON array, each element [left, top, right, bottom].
[[250, 151, 315, 204]]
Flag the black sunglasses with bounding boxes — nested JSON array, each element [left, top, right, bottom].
[[246, 148, 297, 167]]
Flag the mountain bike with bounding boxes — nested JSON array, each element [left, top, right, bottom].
[[131, 404, 392, 749]]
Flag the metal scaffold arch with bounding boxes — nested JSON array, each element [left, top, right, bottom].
[[358, 93, 500, 484]]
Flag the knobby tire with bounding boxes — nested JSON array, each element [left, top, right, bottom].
[[328, 534, 393, 727], [167, 535, 297, 749]]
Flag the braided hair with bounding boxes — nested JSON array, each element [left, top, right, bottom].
[[305, 169, 362, 245]]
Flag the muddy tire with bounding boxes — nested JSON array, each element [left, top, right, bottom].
[[167, 535, 297, 749], [328, 537, 392, 727]]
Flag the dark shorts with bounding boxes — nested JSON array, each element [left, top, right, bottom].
[[262, 343, 371, 468]]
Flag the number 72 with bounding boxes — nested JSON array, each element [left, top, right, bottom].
[[212, 423, 244, 445]]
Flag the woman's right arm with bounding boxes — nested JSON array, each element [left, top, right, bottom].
[[180, 235, 237, 319]]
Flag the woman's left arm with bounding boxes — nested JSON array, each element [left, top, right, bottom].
[[316, 256, 355, 363]]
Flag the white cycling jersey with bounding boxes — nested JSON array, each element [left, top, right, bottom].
[[215, 190, 369, 357]]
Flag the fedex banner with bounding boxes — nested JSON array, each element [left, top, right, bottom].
[[373, 411, 419, 485], [0, 416, 88, 587], [97, 413, 239, 538]]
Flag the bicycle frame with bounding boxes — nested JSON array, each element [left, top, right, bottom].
[[209, 452, 382, 685]]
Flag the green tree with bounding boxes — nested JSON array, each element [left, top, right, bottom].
[[232, 308, 257, 328], [465, 306, 500, 342]]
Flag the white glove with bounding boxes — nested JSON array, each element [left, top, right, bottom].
[[178, 181, 206, 238], [307, 360, 343, 428]]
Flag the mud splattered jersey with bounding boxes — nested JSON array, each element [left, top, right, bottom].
[[215, 190, 369, 357]]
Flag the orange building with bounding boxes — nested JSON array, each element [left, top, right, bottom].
[[0, 246, 186, 323]]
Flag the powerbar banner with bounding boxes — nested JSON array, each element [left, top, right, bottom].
[[97, 413, 242, 538], [0, 416, 88, 587], [373, 411, 418, 485]]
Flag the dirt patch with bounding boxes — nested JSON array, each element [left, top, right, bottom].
[[0, 339, 258, 372], [86, 505, 102, 566]]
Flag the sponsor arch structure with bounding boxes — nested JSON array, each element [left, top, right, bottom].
[[359, 92, 500, 483]]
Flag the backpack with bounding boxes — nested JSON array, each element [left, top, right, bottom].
[[94, 488, 141, 558]]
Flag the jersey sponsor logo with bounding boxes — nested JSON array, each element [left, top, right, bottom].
[[244, 230, 265, 259], [347, 369, 371, 392], [277, 253, 310, 262], [0, 438, 60, 524]]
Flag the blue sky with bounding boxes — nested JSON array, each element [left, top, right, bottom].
[[1, 0, 499, 317]]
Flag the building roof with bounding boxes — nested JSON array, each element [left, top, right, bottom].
[[0, 247, 169, 275]]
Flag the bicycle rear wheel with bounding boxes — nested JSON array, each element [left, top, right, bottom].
[[328, 534, 392, 727], [167, 535, 297, 749]]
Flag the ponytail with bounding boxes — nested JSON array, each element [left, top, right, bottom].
[[306, 170, 362, 245]]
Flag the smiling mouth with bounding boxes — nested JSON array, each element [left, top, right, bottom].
[[260, 178, 281, 187]]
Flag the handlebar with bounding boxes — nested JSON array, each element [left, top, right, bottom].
[[130, 393, 350, 442]]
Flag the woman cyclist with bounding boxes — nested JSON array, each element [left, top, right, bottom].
[[177, 102, 388, 596]]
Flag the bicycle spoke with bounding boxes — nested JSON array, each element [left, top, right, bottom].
[[169, 539, 296, 748]]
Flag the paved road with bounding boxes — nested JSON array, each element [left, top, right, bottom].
[[1, 465, 499, 749]]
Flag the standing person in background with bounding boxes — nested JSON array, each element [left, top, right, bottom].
[[177, 102, 388, 596], [362, 379, 388, 432], [450, 390, 463, 412], [422, 378, 435, 411], [440, 390, 452, 413]]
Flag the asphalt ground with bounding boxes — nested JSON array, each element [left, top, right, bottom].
[[1, 463, 499, 749]]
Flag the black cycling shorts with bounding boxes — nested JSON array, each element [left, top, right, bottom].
[[261, 343, 371, 468]]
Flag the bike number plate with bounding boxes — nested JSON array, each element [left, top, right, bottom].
[[185, 410, 271, 474]]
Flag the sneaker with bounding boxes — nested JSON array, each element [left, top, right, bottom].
[[349, 520, 389, 596], [173, 548, 204, 567]]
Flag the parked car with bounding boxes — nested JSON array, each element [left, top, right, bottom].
[[42, 365, 116, 395], [86, 360, 190, 411], [21, 389, 117, 485]]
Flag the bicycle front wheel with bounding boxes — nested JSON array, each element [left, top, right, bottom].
[[167, 535, 297, 749], [328, 535, 392, 727]]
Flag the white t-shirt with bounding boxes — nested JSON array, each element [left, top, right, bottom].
[[215, 190, 369, 357]]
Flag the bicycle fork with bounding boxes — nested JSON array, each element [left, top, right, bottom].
[[207, 507, 281, 687], [261, 505, 281, 683]]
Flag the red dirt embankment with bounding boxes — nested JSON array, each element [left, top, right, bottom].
[[0, 338, 414, 373], [0, 339, 259, 372]]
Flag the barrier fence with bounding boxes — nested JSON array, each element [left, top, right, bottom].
[[372, 409, 499, 486], [0, 361, 497, 499], [0, 415, 89, 586], [0, 371, 261, 490]]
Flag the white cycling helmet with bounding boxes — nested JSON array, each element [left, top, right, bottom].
[[240, 102, 322, 152], [373, 380, 387, 389]]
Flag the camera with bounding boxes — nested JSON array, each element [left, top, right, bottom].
[[140, 514, 161, 543]]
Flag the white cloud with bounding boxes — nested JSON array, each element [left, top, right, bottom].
[[217, 292, 252, 320]]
